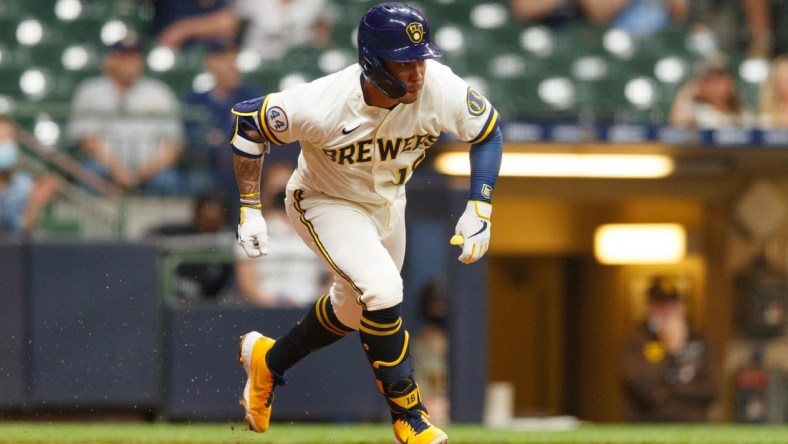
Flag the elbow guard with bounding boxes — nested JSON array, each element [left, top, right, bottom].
[[230, 97, 269, 158]]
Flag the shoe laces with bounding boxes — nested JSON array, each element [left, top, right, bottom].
[[263, 355, 286, 408], [264, 378, 276, 407], [398, 409, 430, 434]]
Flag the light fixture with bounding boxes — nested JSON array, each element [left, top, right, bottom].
[[654, 56, 687, 84], [434, 26, 464, 53], [470, 3, 508, 29], [739, 58, 770, 84], [489, 53, 526, 79], [520, 26, 553, 57], [101, 20, 129, 46], [147, 46, 176, 72], [55, 0, 83, 21], [236, 48, 261, 73], [603, 29, 634, 59], [624, 77, 656, 109], [279, 73, 308, 90], [594, 223, 686, 264], [0, 95, 14, 114], [20, 69, 48, 98], [434, 152, 674, 178], [16, 19, 44, 46], [538, 77, 575, 110], [62, 44, 91, 71], [318, 49, 352, 74], [192, 72, 215, 94], [34, 113, 60, 148], [572, 56, 608, 81]]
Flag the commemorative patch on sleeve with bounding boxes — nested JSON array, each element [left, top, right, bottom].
[[466, 87, 486, 116], [266, 106, 288, 132]]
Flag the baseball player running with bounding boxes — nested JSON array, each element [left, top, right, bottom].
[[230, 3, 502, 443]]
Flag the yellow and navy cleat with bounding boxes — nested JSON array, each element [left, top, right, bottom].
[[238, 331, 277, 432], [392, 409, 448, 444]]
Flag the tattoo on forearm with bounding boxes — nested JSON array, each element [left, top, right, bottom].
[[234, 155, 263, 195]]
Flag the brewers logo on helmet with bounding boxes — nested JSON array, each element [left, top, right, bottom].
[[357, 2, 443, 98], [406, 22, 424, 43]]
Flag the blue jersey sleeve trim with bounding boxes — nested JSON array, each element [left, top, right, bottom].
[[258, 95, 285, 146], [231, 95, 285, 146], [468, 108, 500, 145]]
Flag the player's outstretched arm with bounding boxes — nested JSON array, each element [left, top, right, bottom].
[[452, 125, 502, 264], [230, 97, 271, 258]]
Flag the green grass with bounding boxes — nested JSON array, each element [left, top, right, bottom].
[[1, 422, 787, 443]]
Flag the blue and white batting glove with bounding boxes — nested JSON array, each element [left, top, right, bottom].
[[237, 205, 269, 258], [452, 200, 492, 264]]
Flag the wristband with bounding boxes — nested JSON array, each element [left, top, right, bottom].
[[240, 200, 261, 208], [240, 192, 261, 207]]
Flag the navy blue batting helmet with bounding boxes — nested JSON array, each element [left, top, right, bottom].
[[358, 2, 443, 98]]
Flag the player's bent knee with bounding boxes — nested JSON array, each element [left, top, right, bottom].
[[360, 273, 403, 311]]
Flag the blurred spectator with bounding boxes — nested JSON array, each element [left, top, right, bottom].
[[619, 276, 719, 422], [411, 279, 450, 425], [144, 0, 240, 50], [0, 117, 60, 237], [669, 55, 756, 129], [67, 32, 185, 195], [149, 192, 235, 301], [581, 0, 689, 38], [510, 0, 587, 27], [235, 161, 329, 307], [740, 0, 775, 58], [511, 0, 688, 36], [770, 1, 788, 57], [183, 38, 264, 223], [234, 0, 337, 61], [685, 1, 786, 59], [758, 55, 788, 129], [687, 0, 772, 56]]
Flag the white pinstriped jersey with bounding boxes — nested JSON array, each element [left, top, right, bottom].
[[257, 60, 499, 206]]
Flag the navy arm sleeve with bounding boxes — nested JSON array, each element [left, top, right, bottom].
[[468, 125, 502, 203]]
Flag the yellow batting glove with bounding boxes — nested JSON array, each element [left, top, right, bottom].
[[452, 200, 492, 264]]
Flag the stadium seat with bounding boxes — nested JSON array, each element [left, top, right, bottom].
[[331, 19, 358, 51], [423, 2, 475, 29], [0, 0, 25, 19], [554, 23, 608, 58], [57, 17, 107, 46], [249, 69, 284, 94], [486, 77, 571, 120], [154, 67, 204, 97], [576, 77, 629, 121], [15, 43, 65, 68], [281, 46, 325, 77], [0, 67, 22, 96], [51, 70, 92, 102], [0, 67, 52, 99], [0, 0, 761, 130], [18, 0, 60, 20], [0, 41, 16, 69], [331, 2, 367, 50]]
